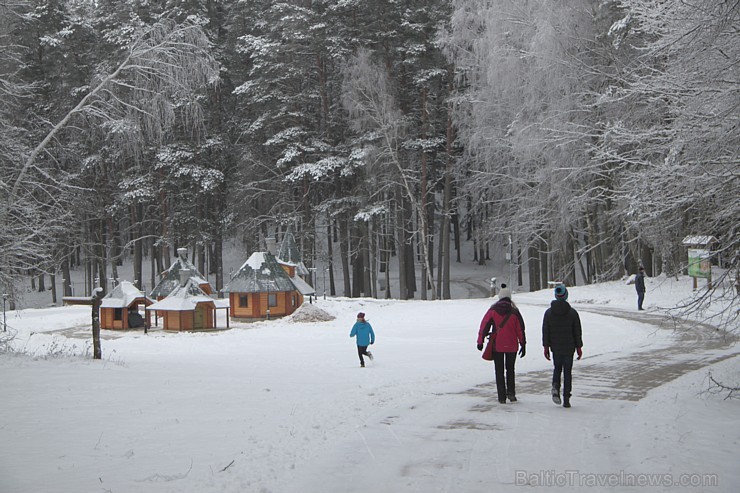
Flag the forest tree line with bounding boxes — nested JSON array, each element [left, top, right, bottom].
[[1, 0, 737, 308]]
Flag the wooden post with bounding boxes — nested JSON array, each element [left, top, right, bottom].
[[91, 287, 103, 359]]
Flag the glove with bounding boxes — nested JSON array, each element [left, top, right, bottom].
[[544, 346, 551, 361], [518, 344, 526, 358], [576, 347, 583, 360], [477, 343, 483, 351]]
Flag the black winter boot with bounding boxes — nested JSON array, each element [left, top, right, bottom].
[[551, 385, 561, 405], [563, 394, 571, 408]]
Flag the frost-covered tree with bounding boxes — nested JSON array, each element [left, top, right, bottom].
[[1, 7, 219, 301], [0, 0, 72, 306], [445, 0, 637, 289], [603, 0, 739, 329]]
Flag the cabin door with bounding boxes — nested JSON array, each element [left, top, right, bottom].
[[194, 305, 205, 329]]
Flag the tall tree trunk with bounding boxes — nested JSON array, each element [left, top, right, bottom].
[[61, 255, 72, 297], [133, 205, 143, 290], [96, 220, 108, 295], [339, 215, 351, 297], [150, 236, 157, 294], [539, 236, 549, 288], [453, 211, 461, 263], [107, 217, 118, 285], [382, 212, 392, 299], [436, 208, 445, 299], [528, 241, 541, 292], [91, 288, 103, 360], [369, 220, 377, 298], [420, 87, 429, 301], [214, 227, 224, 293], [363, 221, 372, 297], [396, 195, 408, 300], [403, 196, 416, 299], [565, 234, 576, 286], [50, 274, 57, 304], [327, 223, 336, 296], [352, 221, 363, 298], [517, 245, 523, 287], [441, 76, 454, 299]]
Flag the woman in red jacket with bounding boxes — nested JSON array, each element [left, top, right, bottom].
[[477, 285, 527, 403]]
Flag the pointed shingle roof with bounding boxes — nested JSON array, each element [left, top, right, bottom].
[[148, 278, 215, 311], [277, 227, 309, 276], [222, 252, 297, 293], [150, 253, 211, 298]]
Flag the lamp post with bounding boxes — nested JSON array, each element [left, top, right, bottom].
[[308, 267, 316, 304], [323, 267, 328, 300], [507, 235, 513, 288], [2, 293, 8, 332]]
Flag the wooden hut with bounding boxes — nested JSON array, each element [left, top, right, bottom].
[[100, 281, 152, 330], [223, 239, 314, 320], [150, 247, 213, 300], [146, 274, 229, 331]]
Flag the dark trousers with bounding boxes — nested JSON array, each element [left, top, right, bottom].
[[492, 351, 517, 401], [552, 353, 574, 396], [357, 345, 370, 365], [637, 290, 645, 310]]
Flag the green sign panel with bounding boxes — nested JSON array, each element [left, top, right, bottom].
[[688, 249, 711, 279]]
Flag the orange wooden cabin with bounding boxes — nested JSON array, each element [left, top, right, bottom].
[[100, 281, 152, 330], [147, 277, 229, 331], [223, 247, 314, 320]]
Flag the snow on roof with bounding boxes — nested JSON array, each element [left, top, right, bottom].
[[223, 252, 296, 293], [150, 254, 211, 298], [148, 278, 215, 312], [290, 275, 316, 296], [681, 235, 718, 246], [101, 281, 150, 308], [213, 298, 230, 309], [240, 252, 268, 271]]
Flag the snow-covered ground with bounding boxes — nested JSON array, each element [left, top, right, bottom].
[[1, 275, 737, 492]]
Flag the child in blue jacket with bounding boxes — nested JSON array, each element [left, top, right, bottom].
[[350, 312, 375, 367]]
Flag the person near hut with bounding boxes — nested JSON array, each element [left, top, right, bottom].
[[128, 307, 145, 328], [542, 285, 583, 408], [350, 312, 375, 368], [477, 285, 526, 403]]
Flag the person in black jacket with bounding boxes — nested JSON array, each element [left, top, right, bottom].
[[542, 285, 583, 408], [635, 266, 646, 310]]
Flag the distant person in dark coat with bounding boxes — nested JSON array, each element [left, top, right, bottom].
[[542, 285, 583, 408], [350, 312, 375, 368], [128, 307, 145, 328], [635, 266, 646, 311], [477, 286, 526, 403]]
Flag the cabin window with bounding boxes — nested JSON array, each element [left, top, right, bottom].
[[291, 295, 297, 307], [268, 293, 277, 307], [114, 308, 123, 321], [239, 295, 248, 308]]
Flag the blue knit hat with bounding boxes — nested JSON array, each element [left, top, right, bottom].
[[554, 285, 568, 301]]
